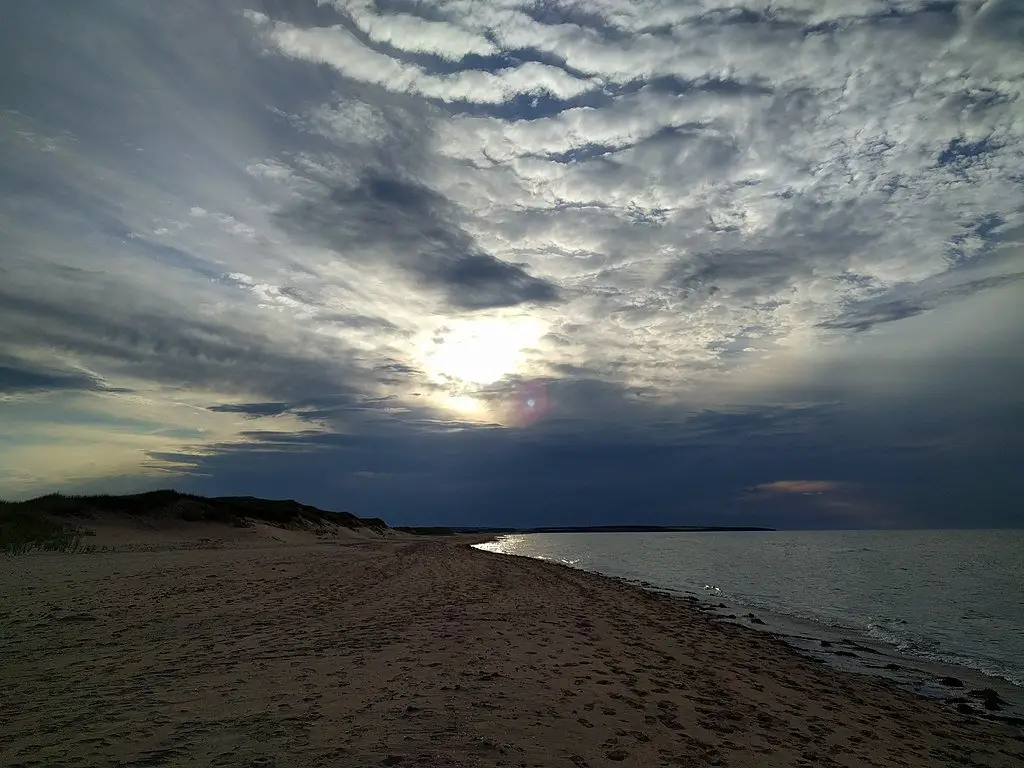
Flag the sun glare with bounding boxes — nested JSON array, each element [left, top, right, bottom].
[[445, 394, 485, 416], [422, 317, 544, 387]]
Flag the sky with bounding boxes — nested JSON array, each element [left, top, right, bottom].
[[1, 0, 1022, 529]]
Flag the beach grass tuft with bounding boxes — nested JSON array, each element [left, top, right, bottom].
[[0, 501, 90, 555]]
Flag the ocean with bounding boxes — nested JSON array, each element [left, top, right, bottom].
[[475, 530, 1024, 709]]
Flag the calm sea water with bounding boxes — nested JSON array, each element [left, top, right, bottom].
[[476, 530, 1024, 689]]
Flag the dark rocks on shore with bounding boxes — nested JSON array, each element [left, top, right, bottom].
[[833, 650, 858, 658], [941, 676, 965, 688], [967, 688, 1005, 711], [745, 613, 766, 625], [819, 640, 833, 648], [884, 663, 901, 671]]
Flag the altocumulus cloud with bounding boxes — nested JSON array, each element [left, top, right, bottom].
[[0, 0, 1021, 528]]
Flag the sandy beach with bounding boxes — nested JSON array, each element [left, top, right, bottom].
[[3, 532, 1022, 768]]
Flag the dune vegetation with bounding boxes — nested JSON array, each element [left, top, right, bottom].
[[0, 490, 388, 554]]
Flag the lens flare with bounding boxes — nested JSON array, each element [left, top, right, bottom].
[[505, 380, 548, 427]]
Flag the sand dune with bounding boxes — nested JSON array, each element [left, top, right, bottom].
[[1, 490, 394, 554], [2, 536, 1022, 767], [56, 513, 391, 552]]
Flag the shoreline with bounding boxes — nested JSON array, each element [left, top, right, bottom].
[[477, 540, 1024, 728], [474, 534, 1024, 724], [4, 536, 1023, 767], [702, 597, 1024, 726]]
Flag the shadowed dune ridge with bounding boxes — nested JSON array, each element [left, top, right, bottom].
[[0, 490, 389, 553]]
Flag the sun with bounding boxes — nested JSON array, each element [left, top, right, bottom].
[[421, 317, 544, 387]]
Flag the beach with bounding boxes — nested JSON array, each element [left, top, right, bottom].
[[3, 533, 1022, 768]]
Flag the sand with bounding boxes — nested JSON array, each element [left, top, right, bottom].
[[2, 532, 1022, 768]]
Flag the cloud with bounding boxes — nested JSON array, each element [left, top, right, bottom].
[[415, 253, 562, 309], [0, 285, 365, 401], [275, 170, 561, 310], [207, 402, 294, 418], [754, 480, 843, 495], [818, 272, 1024, 333], [0, 355, 116, 396], [744, 479, 904, 528], [252, 16, 599, 103], [1, 0, 1022, 526], [345, 8, 499, 60]]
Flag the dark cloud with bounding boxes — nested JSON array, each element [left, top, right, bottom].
[[0, 286, 369, 402], [207, 402, 293, 418], [664, 249, 801, 301], [152, 388, 1024, 530], [373, 361, 422, 385], [641, 75, 775, 97], [741, 480, 899, 529], [278, 172, 561, 309], [415, 253, 561, 309], [539, 142, 624, 165], [818, 299, 928, 333], [0, 358, 105, 395], [819, 273, 1024, 333]]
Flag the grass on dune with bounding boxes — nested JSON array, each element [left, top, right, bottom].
[[0, 489, 389, 555], [0, 503, 89, 555]]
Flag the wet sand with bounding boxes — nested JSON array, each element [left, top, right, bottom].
[[3, 536, 1022, 767]]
